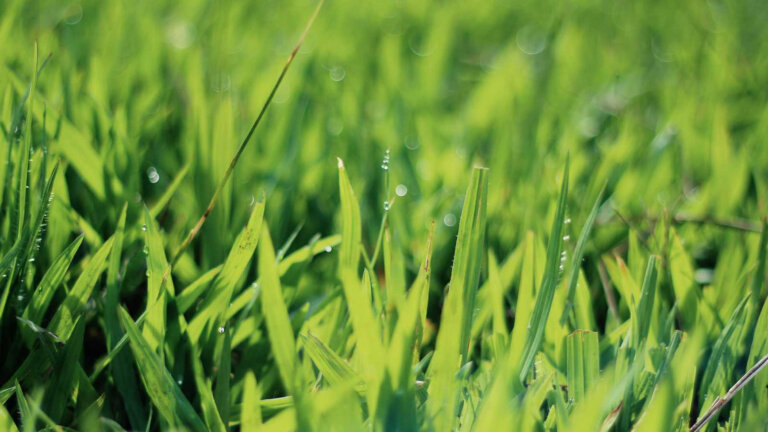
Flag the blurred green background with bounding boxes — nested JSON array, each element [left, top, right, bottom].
[[2, 0, 768, 316]]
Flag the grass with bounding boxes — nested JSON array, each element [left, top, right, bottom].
[[2, 0, 768, 430]]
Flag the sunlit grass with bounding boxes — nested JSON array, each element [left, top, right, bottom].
[[1, 0, 768, 430]]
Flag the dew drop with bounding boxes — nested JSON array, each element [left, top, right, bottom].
[[217, 326, 225, 334], [395, 184, 407, 197], [329, 66, 346, 82], [28, 257, 35, 262], [324, 246, 333, 253], [564, 217, 572, 224], [143, 245, 149, 255], [562, 234, 570, 241], [443, 213, 457, 227], [147, 167, 160, 184], [141, 224, 147, 231], [383, 201, 390, 211]]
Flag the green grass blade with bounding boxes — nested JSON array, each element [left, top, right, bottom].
[[337, 158, 361, 274], [633, 256, 658, 348], [48, 236, 114, 341], [118, 306, 207, 431], [561, 185, 604, 325], [258, 224, 312, 430], [519, 158, 569, 382], [104, 205, 147, 430], [302, 332, 359, 386], [565, 330, 599, 404], [149, 161, 190, 219], [190, 339, 227, 432], [41, 317, 84, 423], [188, 194, 265, 345], [0, 402, 19, 432], [697, 294, 751, 414], [452, 166, 489, 363], [213, 328, 232, 427], [142, 206, 173, 353], [22, 234, 83, 326], [241, 371, 263, 431]]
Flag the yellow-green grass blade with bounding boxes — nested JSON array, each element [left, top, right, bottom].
[[190, 338, 227, 432], [241, 371, 263, 431], [452, 166, 489, 363], [561, 185, 604, 326], [697, 294, 751, 417], [142, 206, 174, 354], [337, 158, 361, 274], [302, 332, 359, 387], [258, 225, 313, 430], [565, 330, 599, 404], [187, 194, 265, 346], [22, 234, 83, 330], [0, 402, 19, 432], [48, 236, 114, 341]]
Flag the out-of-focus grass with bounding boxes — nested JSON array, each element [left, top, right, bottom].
[[1, 0, 768, 430]]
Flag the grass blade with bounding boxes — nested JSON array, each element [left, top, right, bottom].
[[561, 185, 604, 325], [258, 224, 312, 430], [118, 306, 207, 431], [48, 236, 114, 341], [519, 157, 569, 382]]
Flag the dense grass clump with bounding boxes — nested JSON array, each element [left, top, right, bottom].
[[2, 0, 768, 430]]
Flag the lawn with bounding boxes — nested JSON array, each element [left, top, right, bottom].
[[1, 0, 768, 430]]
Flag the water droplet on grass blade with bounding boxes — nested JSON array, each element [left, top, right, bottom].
[[218, 326, 225, 334], [395, 184, 407, 196], [324, 246, 333, 253], [329, 66, 346, 82], [147, 167, 160, 184], [141, 224, 147, 231], [443, 213, 457, 227]]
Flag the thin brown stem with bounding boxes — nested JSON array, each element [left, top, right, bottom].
[[598, 257, 620, 320], [690, 351, 768, 431], [161, 0, 325, 282]]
